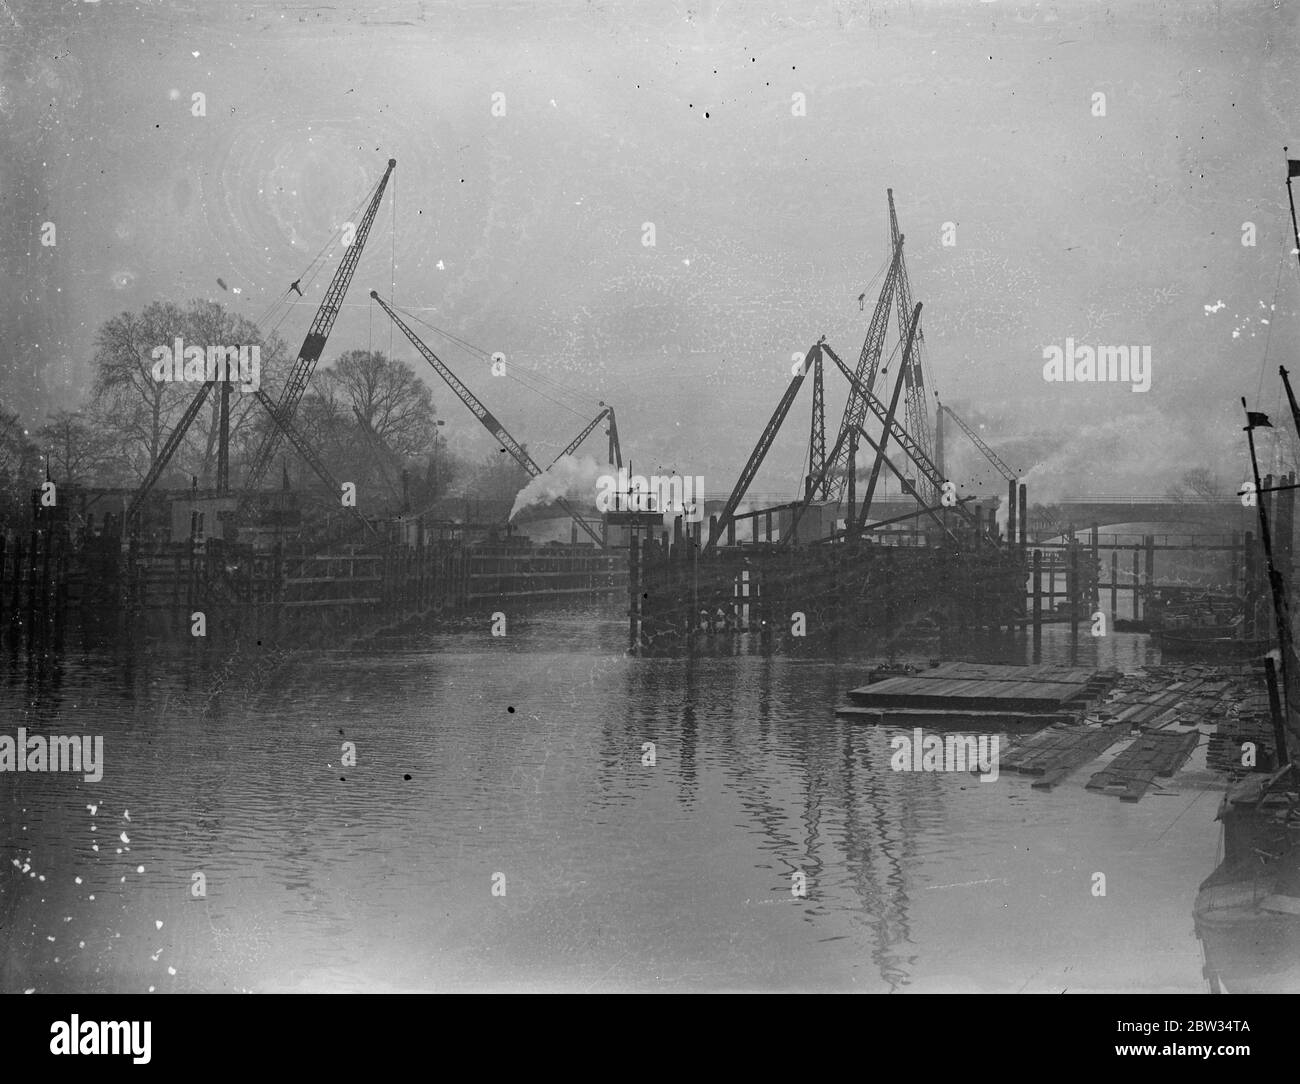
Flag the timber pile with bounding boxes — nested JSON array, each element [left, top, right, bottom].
[[1085, 730, 1201, 802], [999, 722, 1126, 789]]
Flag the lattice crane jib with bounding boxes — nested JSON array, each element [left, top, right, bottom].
[[827, 238, 903, 507], [808, 347, 826, 497], [821, 342, 983, 534], [242, 157, 397, 497], [550, 406, 619, 471], [888, 189, 935, 504], [939, 403, 1016, 483], [370, 292, 605, 548]]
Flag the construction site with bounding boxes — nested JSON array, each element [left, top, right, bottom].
[[0, 159, 1273, 664]]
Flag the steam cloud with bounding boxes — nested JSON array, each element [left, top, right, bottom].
[[509, 454, 613, 522], [995, 410, 1248, 536]]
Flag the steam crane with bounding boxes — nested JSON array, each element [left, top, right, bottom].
[[237, 157, 397, 511], [369, 291, 606, 548]]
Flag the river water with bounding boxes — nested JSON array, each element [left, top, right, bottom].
[[0, 606, 1229, 993]]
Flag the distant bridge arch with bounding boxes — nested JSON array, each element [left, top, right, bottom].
[[1030, 496, 1253, 539]]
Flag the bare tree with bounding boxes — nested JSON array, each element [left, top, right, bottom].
[[92, 300, 286, 485], [313, 350, 437, 459], [38, 409, 117, 486], [1166, 467, 1222, 501]]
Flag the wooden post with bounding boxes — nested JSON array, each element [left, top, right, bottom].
[[1032, 549, 1042, 657], [1090, 524, 1100, 614], [1264, 654, 1291, 768], [1110, 549, 1118, 626], [1069, 541, 1080, 642], [1132, 546, 1141, 624], [629, 534, 640, 649], [1007, 479, 1017, 553], [1018, 483, 1028, 556], [1144, 535, 1155, 613]]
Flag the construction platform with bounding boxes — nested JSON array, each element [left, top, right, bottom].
[[839, 662, 1115, 717]]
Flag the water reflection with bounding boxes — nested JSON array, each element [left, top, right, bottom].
[[0, 608, 1219, 992]]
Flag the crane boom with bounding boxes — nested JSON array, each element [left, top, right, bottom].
[[241, 157, 397, 498], [549, 406, 619, 470], [938, 402, 1016, 482], [370, 292, 605, 547], [826, 237, 902, 506], [704, 343, 816, 553], [889, 189, 936, 504], [124, 379, 217, 526]]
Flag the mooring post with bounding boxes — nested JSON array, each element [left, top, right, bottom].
[[1069, 540, 1080, 642], [1110, 549, 1118, 627], [1132, 545, 1141, 624], [1032, 549, 1043, 658], [1090, 523, 1100, 615], [1018, 483, 1028, 557], [629, 534, 640, 650], [1143, 534, 1155, 613]]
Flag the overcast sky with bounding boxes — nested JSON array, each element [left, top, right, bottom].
[[3, 0, 1298, 503]]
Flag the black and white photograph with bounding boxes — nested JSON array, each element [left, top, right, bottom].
[[1, 0, 1299, 1022]]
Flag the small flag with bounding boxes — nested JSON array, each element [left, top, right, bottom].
[[1247, 411, 1273, 429], [1290, 159, 1300, 178]]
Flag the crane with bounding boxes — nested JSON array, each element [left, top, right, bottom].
[[126, 157, 396, 531], [825, 237, 903, 506], [936, 401, 1016, 482], [238, 157, 397, 507], [548, 405, 622, 470], [888, 189, 936, 504], [703, 342, 817, 553], [369, 291, 606, 548], [820, 341, 987, 536]]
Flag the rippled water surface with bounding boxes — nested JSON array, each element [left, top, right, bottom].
[[0, 609, 1226, 992]]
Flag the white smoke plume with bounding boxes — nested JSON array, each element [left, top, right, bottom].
[[994, 410, 1249, 536], [509, 454, 614, 522]]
